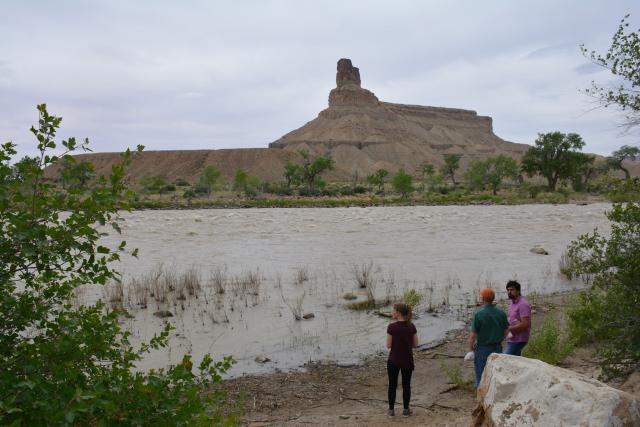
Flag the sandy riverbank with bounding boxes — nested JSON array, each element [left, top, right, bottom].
[[221, 293, 639, 426]]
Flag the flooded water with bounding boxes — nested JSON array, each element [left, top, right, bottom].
[[94, 203, 611, 376]]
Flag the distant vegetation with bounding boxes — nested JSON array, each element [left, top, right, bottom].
[[99, 133, 638, 209]]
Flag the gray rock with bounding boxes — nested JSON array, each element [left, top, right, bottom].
[[153, 310, 173, 318], [302, 313, 315, 320], [530, 245, 549, 255]]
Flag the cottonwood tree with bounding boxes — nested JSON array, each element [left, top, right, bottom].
[[582, 15, 640, 131], [298, 150, 335, 190], [441, 154, 461, 186], [464, 155, 519, 195], [520, 132, 586, 191], [607, 145, 640, 180]]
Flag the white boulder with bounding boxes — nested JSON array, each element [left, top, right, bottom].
[[473, 354, 640, 427]]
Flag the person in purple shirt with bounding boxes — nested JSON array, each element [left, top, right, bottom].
[[505, 280, 531, 356], [386, 302, 418, 417]]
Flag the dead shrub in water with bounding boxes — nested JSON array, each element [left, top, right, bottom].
[[182, 266, 201, 297], [209, 266, 227, 294], [104, 281, 124, 309], [294, 266, 310, 285], [276, 275, 305, 320], [352, 262, 376, 289], [127, 277, 148, 309], [231, 270, 261, 296]]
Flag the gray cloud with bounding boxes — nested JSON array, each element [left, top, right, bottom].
[[2, 0, 639, 159]]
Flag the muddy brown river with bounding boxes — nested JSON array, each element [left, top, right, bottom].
[[92, 203, 610, 376]]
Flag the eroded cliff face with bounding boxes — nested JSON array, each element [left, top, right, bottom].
[[52, 58, 534, 184], [269, 58, 529, 179]]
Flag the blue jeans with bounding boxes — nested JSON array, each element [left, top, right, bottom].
[[505, 341, 527, 356], [474, 343, 502, 388]]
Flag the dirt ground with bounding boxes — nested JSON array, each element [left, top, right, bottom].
[[222, 294, 638, 426]]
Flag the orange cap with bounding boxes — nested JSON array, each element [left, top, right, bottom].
[[480, 288, 495, 302]]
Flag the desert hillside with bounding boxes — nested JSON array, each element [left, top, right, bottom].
[[49, 59, 637, 184]]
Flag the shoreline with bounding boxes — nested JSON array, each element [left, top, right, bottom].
[[130, 193, 609, 210], [221, 291, 639, 426]]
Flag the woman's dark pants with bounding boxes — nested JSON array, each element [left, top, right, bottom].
[[387, 361, 413, 410]]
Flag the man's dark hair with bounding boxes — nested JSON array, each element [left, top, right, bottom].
[[506, 280, 521, 292]]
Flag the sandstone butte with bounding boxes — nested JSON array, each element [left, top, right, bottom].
[[50, 58, 632, 184]]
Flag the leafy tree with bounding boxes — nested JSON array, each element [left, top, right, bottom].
[[441, 154, 461, 186], [464, 155, 518, 195], [59, 156, 95, 189], [283, 160, 303, 188], [419, 163, 435, 192], [565, 187, 640, 378], [233, 168, 259, 198], [0, 105, 235, 425], [392, 168, 413, 197], [140, 174, 174, 194], [607, 145, 640, 180], [366, 168, 389, 193], [582, 15, 640, 130], [299, 150, 335, 190], [520, 132, 586, 191], [570, 152, 596, 192], [197, 165, 223, 195]]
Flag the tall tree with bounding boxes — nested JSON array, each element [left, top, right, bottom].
[[298, 150, 335, 190], [441, 154, 461, 186], [283, 160, 302, 188], [607, 145, 640, 180], [521, 132, 586, 191], [582, 15, 640, 130], [464, 155, 519, 195]]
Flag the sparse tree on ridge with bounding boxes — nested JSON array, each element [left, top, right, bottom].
[[520, 132, 586, 192]]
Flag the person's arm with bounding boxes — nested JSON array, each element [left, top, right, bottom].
[[468, 331, 477, 351], [413, 333, 419, 348], [508, 316, 530, 333], [386, 333, 392, 349]]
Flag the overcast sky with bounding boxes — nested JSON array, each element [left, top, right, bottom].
[[2, 1, 639, 159]]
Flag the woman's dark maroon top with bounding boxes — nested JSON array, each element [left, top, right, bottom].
[[387, 320, 417, 369]]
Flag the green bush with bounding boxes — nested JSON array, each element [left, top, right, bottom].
[[0, 105, 236, 425], [523, 315, 574, 365], [564, 193, 640, 378], [403, 289, 423, 307]]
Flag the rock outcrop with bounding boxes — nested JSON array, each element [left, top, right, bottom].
[[269, 58, 529, 180], [472, 354, 640, 427]]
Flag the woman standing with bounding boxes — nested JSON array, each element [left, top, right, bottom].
[[386, 302, 418, 417]]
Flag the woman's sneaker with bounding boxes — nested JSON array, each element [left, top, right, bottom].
[[402, 408, 412, 417], [387, 409, 395, 417]]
